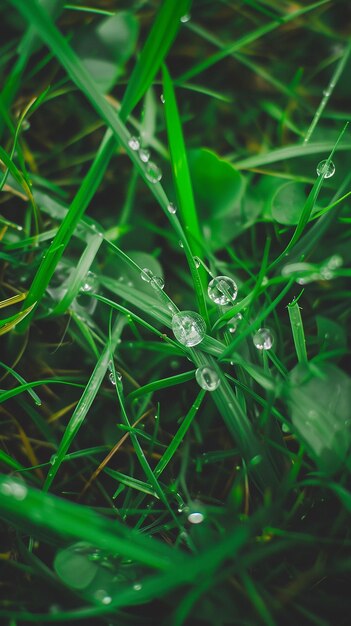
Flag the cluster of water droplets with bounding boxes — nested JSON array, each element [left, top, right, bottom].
[[127, 134, 162, 183], [140, 267, 165, 291]]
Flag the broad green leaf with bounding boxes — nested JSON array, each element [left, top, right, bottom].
[[272, 182, 308, 225], [285, 362, 351, 473], [73, 12, 138, 93]]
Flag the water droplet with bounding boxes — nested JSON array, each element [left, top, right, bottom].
[[195, 366, 220, 391], [133, 583, 142, 591], [208, 276, 238, 305], [282, 423, 290, 433], [160, 93, 165, 104], [180, 13, 191, 23], [188, 511, 204, 524], [128, 136, 140, 151], [316, 160, 335, 178], [22, 119, 31, 131], [194, 256, 201, 269], [145, 161, 162, 183], [325, 254, 343, 270], [138, 148, 150, 163], [172, 311, 206, 347], [167, 202, 177, 214], [88, 550, 102, 562], [178, 240, 184, 248], [140, 268, 153, 283], [109, 371, 116, 386], [253, 328, 274, 350], [50, 454, 58, 465], [150, 275, 164, 290], [94, 589, 112, 605], [323, 88, 331, 97], [227, 313, 243, 333], [80, 271, 97, 293], [250, 454, 262, 466], [0, 479, 27, 501]]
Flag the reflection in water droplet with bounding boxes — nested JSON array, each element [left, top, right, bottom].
[[140, 268, 153, 283], [227, 313, 243, 333], [188, 511, 204, 524], [172, 311, 206, 347], [208, 275, 238, 305], [179, 240, 184, 248], [195, 366, 220, 391], [128, 136, 140, 151], [150, 275, 165, 290], [139, 148, 150, 163], [167, 202, 177, 214], [316, 160, 335, 178], [145, 162, 162, 183], [253, 328, 274, 350]]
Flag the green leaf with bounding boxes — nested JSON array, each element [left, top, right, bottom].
[[272, 182, 308, 225], [285, 362, 351, 473], [73, 12, 138, 93]]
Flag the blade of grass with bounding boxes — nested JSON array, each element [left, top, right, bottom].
[[288, 294, 308, 365]]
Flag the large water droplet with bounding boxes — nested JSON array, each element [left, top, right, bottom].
[[150, 275, 164, 290], [80, 271, 98, 293], [139, 148, 150, 163], [253, 328, 274, 350], [187, 511, 204, 524], [145, 162, 162, 183], [208, 276, 238, 305], [140, 268, 153, 283], [316, 160, 335, 178], [195, 366, 220, 391], [128, 136, 140, 151], [167, 202, 177, 214], [172, 311, 206, 347], [227, 313, 243, 333]]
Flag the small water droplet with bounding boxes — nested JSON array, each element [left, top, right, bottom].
[[150, 275, 164, 290], [145, 161, 162, 183], [160, 93, 165, 104], [50, 454, 58, 465], [109, 371, 116, 386], [88, 549, 102, 562], [250, 454, 262, 466], [178, 240, 184, 248], [208, 275, 238, 305], [140, 268, 153, 283], [133, 583, 142, 591], [138, 148, 150, 163], [128, 136, 140, 151], [282, 423, 290, 433], [94, 589, 112, 605], [22, 119, 31, 131], [323, 88, 331, 97], [316, 160, 335, 178], [227, 313, 243, 333], [80, 271, 98, 293], [194, 256, 201, 269], [188, 511, 204, 524], [195, 366, 220, 391], [180, 13, 191, 23], [253, 328, 274, 351], [167, 202, 177, 214], [171, 311, 206, 347]]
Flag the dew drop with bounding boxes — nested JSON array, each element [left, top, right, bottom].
[[80, 271, 97, 293], [171, 311, 206, 347], [282, 423, 290, 433], [116, 371, 122, 382], [316, 159, 335, 178], [94, 589, 112, 605], [50, 454, 58, 466], [0, 479, 27, 501], [167, 202, 177, 214], [22, 119, 31, 131], [227, 313, 243, 333], [194, 256, 201, 269], [140, 268, 153, 283], [180, 13, 191, 23], [109, 371, 116, 386], [133, 583, 142, 591], [145, 161, 162, 183], [178, 240, 184, 248], [253, 328, 274, 351], [128, 136, 140, 151], [195, 366, 220, 391], [138, 148, 150, 163], [150, 275, 164, 290], [188, 511, 204, 524], [160, 93, 165, 104], [208, 275, 238, 305]]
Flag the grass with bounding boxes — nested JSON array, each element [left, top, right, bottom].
[[0, 0, 351, 624]]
